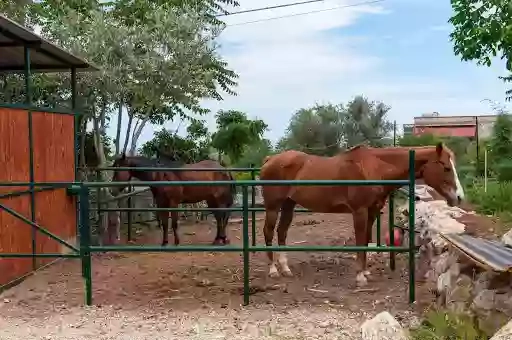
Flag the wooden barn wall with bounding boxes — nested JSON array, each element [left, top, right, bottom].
[[32, 111, 76, 267], [0, 108, 32, 285], [0, 109, 76, 286]]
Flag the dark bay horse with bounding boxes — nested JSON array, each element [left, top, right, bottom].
[[260, 143, 464, 286], [110, 154, 236, 246]]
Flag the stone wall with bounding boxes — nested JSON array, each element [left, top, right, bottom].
[[397, 198, 512, 336]]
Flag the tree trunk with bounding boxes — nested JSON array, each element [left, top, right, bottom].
[[93, 99, 120, 246], [114, 99, 123, 156]]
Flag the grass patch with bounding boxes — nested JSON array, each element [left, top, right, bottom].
[[465, 178, 512, 234], [410, 309, 488, 340]]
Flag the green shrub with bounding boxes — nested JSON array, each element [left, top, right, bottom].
[[466, 178, 512, 216], [495, 159, 512, 182], [410, 309, 487, 340], [233, 172, 253, 181]]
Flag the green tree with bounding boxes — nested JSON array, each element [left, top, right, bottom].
[[489, 113, 512, 162], [343, 95, 393, 147], [277, 104, 345, 156], [211, 110, 268, 164], [235, 138, 273, 167], [140, 119, 211, 162], [278, 97, 393, 155], [449, 0, 512, 70], [399, 133, 440, 147]]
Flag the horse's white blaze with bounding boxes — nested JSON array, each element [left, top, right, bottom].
[[449, 157, 465, 199]]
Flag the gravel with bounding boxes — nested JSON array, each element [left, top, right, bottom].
[[0, 304, 363, 340]]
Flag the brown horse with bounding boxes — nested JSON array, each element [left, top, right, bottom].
[[260, 143, 464, 286], [110, 154, 236, 246]]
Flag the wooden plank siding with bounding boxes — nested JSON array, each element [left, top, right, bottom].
[[32, 111, 77, 267], [0, 108, 77, 286]]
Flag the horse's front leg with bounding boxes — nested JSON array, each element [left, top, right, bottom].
[[353, 208, 370, 287]]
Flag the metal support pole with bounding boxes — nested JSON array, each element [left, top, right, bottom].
[[408, 150, 416, 303], [71, 68, 79, 239], [388, 191, 395, 271], [242, 186, 250, 305], [79, 185, 93, 305], [250, 165, 256, 247], [24, 46, 37, 270], [96, 169, 102, 244]]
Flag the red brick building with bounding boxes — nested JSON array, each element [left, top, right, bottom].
[[403, 113, 497, 139]]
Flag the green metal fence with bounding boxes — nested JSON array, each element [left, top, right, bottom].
[[0, 150, 417, 306]]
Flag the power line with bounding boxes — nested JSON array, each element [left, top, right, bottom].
[[225, 0, 385, 27], [217, 0, 331, 17]]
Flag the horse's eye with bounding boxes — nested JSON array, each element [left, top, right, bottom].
[[444, 167, 451, 173]]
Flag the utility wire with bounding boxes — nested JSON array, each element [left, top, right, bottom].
[[225, 0, 385, 27], [217, 0, 332, 17]]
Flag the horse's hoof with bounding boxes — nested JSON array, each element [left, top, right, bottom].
[[282, 270, 294, 277], [356, 272, 368, 287], [161, 242, 168, 247], [269, 270, 280, 278], [212, 237, 229, 246]]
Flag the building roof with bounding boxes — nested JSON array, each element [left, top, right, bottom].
[[0, 14, 97, 72]]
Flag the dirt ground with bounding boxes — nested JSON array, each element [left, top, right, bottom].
[[0, 211, 437, 339]]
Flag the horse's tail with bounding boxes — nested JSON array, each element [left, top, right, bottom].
[[227, 171, 237, 206]]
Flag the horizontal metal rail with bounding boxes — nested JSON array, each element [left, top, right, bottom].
[[90, 245, 410, 253], [0, 253, 80, 258], [0, 202, 79, 252], [88, 167, 260, 172], [95, 207, 309, 212], [0, 179, 410, 187], [0, 186, 58, 200]]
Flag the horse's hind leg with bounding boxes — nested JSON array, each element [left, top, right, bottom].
[[276, 198, 296, 277], [170, 210, 180, 245], [264, 206, 280, 278], [157, 210, 169, 246], [353, 208, 370, 287], [208, 200, 229, 245]]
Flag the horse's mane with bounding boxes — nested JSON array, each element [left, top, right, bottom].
[[344, 143, 368, 154], [123, 154, 183, 168]]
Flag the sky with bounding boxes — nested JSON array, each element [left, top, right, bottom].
[[109, 0, 512, 149]]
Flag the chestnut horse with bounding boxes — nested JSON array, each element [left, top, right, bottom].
[[260, 143, 464, 286], [110, 154, 236, 246]]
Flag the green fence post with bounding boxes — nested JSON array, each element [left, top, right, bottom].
[[250, 165, 256, 247], [376, 212, 381, 246], [79, 185, 93, 305], [408, 150, 416, 303], [24, 46, 37, 271], [242, 185, 250, 305], [96, 169, 102, 244], [127, 184, 132, 242], [388, 191, 395, 271]]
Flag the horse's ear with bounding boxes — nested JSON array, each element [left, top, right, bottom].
[[435, 142, 443, 156]]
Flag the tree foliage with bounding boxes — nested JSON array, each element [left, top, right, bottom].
[[139, 123, 211, 163], [211, 110, 268, 163], [489, 113, 512, 162], [277, 104, 345, 156], [278, 96, 393, 156], [235, 138, 274, 167], [449, 0, 512, 70]]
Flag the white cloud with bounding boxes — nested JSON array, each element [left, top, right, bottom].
[[117, 0, 512, 150]]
